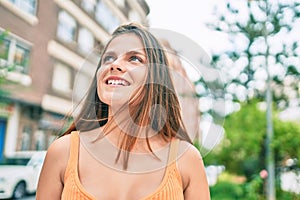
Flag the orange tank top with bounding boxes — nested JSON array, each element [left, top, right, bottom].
[[61, 131, 184, 200]]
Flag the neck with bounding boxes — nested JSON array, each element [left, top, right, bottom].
[[102, 117, 166, 153]]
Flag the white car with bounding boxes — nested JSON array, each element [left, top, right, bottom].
[[0, 151, 46, 199]]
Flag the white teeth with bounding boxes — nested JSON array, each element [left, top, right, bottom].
[[107, 79, 129, 86]]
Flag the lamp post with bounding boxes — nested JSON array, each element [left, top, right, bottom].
[[263, 0, 276, 199]]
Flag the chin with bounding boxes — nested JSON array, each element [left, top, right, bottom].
[[99, 85, 144, 107], [99, 93, 131, 107]]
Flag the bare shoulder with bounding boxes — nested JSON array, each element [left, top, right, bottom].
[[36, 134, 72, 199], [46, 134, 71, 159], [43, 134, 72, 178], [177, 140, 203, 164], [177, 140, 210, 199], [177, 140, 205, 177], [177, 140, 205, 180]]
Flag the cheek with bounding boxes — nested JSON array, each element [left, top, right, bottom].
[[132, 67, 147, 85], [96, 69, 105, 99], [96, 67, 107, 87], [96, 67, 104, 80], [127, 68, 147, 104]]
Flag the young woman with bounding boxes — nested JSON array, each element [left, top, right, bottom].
[[36, 23, 210, 200]]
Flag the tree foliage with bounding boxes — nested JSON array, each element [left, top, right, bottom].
[[204, 100, 300, 179], [205, 101, 266, 178], [206, 0, 300, 109]]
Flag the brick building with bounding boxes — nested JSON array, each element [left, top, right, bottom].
[[0, 0, 150, 159]]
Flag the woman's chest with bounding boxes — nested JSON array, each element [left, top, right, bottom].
[[79, 162, 168, 200]]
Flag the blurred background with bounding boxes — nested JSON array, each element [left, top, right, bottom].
[[0, 0, 300, 199]]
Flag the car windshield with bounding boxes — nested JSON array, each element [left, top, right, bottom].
[[0, 158, 30, 166]]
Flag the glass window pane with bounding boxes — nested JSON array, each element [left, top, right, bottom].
[[52, 63, 72, 93], [57, 11, 77, 43], [0, 34, 31, 74], [113, 0, 125, 8], [0, 39, 10, 60], [20, 125, 32, 151], [78, 28, 94, 53], [128, 10, 141, 22], [14, 45, 30, 73], [34, 130, 45, 150], [9, 0, 37, 15], [81, 0, 96, 13], [73, 72, 91, 100], [95, 1, 119, 33]]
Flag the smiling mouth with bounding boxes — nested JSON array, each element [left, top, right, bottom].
[[106, 79, 130, 86]]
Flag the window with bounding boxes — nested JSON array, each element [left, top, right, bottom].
[[57, 11, 77, 43], [81, 0, 96, 14], [20, 125, 32, 151], [34, 130, 45, 150], [52, 63, 73, 94], [73, 72, 91, 101], [0, 38, 10, 61], [113, 0, 125, 8], [8, 0, 37, 15], [0, 33, 31, 74], [14, 44, 30, 73], [128, 10, 141, 22], [78, 28, 94, 53], [95, 0, 119, 33]]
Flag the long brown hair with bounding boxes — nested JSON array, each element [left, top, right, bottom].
[[63, 23, 192, 169]]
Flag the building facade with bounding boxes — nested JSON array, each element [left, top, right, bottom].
[[0, 0, 150, 159]]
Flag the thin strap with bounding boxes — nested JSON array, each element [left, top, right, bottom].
[[69, 131, 80, 166], [64, 131, 80, 182], [167, 139, 180, 165]]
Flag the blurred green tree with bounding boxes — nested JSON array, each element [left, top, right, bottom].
[[203, 1, 300, 198], [205, 0, 300, 109], [205, 100, 300, 179]]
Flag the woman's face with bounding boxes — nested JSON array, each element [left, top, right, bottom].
[[97, 33, 148, 107]]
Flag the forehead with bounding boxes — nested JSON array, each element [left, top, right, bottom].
[[105, 33, 145, 54]]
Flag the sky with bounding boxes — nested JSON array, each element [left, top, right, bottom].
[[143, 0, 231, 83], [144, 0, 227, 84], [144, 0, 225, 54]]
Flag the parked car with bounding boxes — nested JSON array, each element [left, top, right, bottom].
[[0, 151, 46, 199]]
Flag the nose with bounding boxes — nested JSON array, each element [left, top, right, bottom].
[[110, 59, 126, 72]]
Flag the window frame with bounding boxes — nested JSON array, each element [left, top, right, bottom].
[[95, 0, 120, 33], [0, 32, 31, 75], [56, 11, 78, 43], [81, 0, 97, 14], [78, 27, 95, 53], [0, 0, 38, 25], [51, 62, 73, 95], [8, 0, 38, 16]]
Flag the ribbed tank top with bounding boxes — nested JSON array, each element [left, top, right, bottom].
[[61, 131, 184, 200]]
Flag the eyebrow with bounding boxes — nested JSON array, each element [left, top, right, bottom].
[[127, 50, 146, 56], [103, 50, 146, 57]]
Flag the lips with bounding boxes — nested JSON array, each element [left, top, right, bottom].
[[105, 76, 130, 86]]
